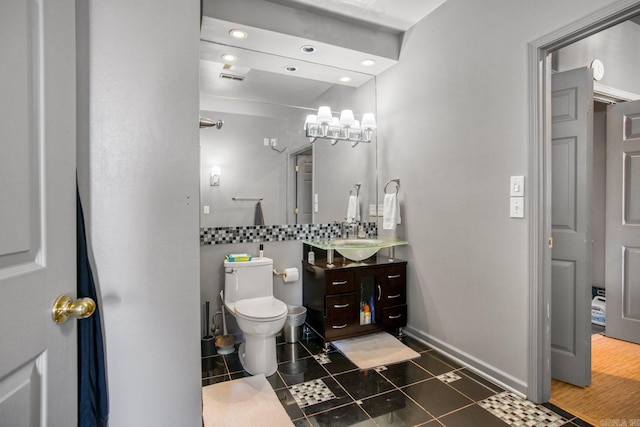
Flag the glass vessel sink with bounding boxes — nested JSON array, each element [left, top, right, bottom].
[[329, 239, 384, 261], [303, 238, 409, 263]]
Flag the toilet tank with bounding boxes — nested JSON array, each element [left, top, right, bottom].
[[224, 257, 274, 303]]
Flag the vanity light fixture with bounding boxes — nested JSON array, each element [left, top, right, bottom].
[[304, 106, 376, 147], [229, 29, 247, 39], [210, 166, 221, 186]]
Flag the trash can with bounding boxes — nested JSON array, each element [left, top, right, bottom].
[[283, 305, 307, 343]]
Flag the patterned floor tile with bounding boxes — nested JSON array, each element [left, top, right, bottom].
[[289, 378, 337, 409], [479, 391, 567, 427], [313, 353, 331, 365], [437, 371, 462, 383]]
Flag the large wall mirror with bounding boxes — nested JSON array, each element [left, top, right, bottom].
[[199, 15, 379, 228]]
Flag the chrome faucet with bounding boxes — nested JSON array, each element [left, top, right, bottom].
[[341, 220, 358, 238]]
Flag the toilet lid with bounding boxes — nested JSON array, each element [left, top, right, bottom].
[[234, 297, 287, 320]]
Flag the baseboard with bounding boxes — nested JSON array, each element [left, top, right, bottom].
[[403, 326, 528, 397]]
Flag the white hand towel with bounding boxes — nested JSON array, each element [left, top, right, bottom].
[[383, 193, 401, 230], [346, 195, 359, 222]]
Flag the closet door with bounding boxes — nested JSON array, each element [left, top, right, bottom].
[[605, 99, 640, 345], [550, 67, 593, 387]]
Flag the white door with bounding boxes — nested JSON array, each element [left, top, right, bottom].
[[605, 99, 640, 344], [0, 0, 77, 425], [295, 152, 313, 224], [550, 67, 593, 387]]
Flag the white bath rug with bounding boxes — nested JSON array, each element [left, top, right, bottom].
[[331, 332, 420, 370], [202, 374, 293, 427]]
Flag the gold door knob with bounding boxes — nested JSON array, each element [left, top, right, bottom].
[[52, 294, 96, 324]]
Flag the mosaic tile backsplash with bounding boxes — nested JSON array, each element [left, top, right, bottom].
[[200, 222, 378, 245]]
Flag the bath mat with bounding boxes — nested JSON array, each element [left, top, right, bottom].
[[202, 374, 293, 427], [331, 332, 420, 370]]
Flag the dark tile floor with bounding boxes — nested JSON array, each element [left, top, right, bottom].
[[201, 331, 593, 427]]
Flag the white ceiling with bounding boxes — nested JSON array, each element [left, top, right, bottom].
[[199, 0, 445, 113], [263, 0, 446, 32]]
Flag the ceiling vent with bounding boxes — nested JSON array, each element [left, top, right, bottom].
[[219, 63, 249, 82], [219, 73, 245, 81]]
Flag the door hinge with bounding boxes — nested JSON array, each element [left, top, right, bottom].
[[294, 207, 299, 214], [548, 237, 553, 249], [295, 165, 299, 172]]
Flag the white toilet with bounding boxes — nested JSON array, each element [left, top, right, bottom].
[[223, 257, 287, 376]]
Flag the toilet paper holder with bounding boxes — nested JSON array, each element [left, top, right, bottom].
[[273, 267, 299, 282]]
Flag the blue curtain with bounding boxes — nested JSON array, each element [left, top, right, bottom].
[[77, 187, 109, 426]]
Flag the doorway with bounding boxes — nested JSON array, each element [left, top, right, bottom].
[[291, 148, 313, 224], [528, 0, 640, 404]]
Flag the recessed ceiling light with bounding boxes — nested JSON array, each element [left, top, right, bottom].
[[361, 59, 376, 67], [229, 29, 247, 39], [339, 76, 352, 83], [284, 66, 298, 73], [221, 53, 237, 62], [300, 45, 316, 54]]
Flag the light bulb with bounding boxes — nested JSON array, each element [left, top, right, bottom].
[[361, 113, 377, 130], [317, 106, 333, 124], [339, 110, 355, 127]]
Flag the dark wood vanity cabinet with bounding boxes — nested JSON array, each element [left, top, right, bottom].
[[302, 251, 408, 343]]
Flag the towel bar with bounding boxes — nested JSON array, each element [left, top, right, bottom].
[[384, 178, 400, 194]]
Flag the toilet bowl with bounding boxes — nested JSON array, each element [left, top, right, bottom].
[[223, 257, 287, 376], [226, 296, 287, 376]]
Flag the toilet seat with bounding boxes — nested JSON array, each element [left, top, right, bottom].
[[230, 296, 287, 321]]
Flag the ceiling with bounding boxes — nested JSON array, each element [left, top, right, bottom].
[[262, 0, 446, 32], [199, 0, 445, 113]]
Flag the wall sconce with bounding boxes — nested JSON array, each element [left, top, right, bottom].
[[304, 106, 376, 147], [210, 166, 221, 186]]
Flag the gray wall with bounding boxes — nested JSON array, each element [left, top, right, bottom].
[[76, 0, 202, 425], [556, 20, 640, 95], [200, 111, 306, 227], [374, 0, 621, 393]]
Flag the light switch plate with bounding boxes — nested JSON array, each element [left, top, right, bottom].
[[203, 205, 210, 214], [510, 197, 524, 218], [369, 204, 377, 216], [510, 176, 524, 197]]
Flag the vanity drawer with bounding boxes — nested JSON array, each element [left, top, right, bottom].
[[324, 314, 359, 339], [381, 304, 407, 329], [326, 293, 358, 318], [377, 265, 405, 287], [325, 270, 355, 294], [379, 284, 406, 307]]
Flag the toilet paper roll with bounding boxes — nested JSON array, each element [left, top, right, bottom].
[[283, 267, 299, 282]]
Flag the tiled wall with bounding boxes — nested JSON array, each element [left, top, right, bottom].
[[200, 222, 378, 245]]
